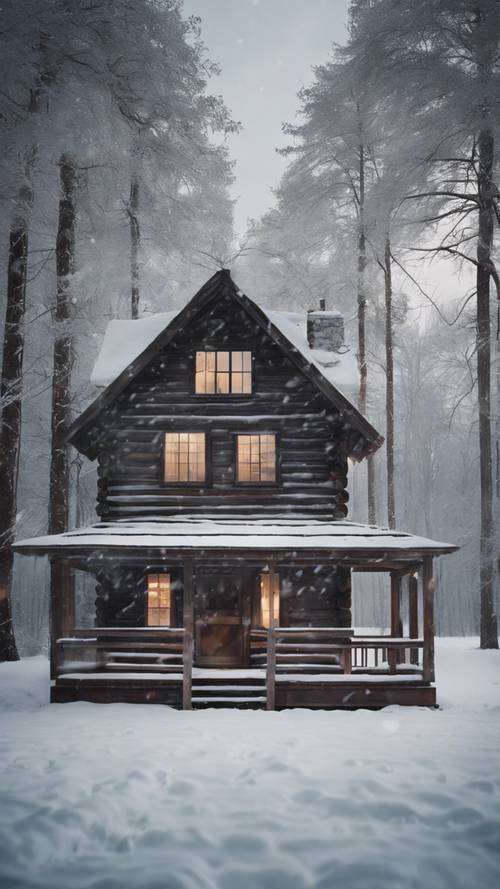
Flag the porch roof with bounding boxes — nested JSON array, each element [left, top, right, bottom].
[[14, 518, 458, 561]]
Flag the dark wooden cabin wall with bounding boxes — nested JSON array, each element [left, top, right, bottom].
[[95, 562, 351, 630], [280, 566, 351, 628], [94, 292, 350, 521]]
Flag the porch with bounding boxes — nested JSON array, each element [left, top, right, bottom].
[[13, 518, 457, 709], [51, 575, 435, 710]]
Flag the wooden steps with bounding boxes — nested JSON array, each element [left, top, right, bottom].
[[191, 675, 267, 709]]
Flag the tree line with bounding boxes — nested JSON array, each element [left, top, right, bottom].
[[0, 0, 235, 661], [0, 0, 498, 658], [237, 0, 499, 647]]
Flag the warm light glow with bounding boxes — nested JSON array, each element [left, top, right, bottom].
[[164, 432, 205, 482], [260, 573, 280, 628], [147, 573, 171, 626], [195, 351, 252, 394], [237, 434, 276, 482]]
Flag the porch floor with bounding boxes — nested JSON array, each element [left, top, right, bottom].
[[57, 667, 426, 683], [53, 667, 435, 709]]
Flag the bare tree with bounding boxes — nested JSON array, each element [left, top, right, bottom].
[[48, 154, 76, 536], [0, 30, 56, 661], [350, 0, 499, 647]]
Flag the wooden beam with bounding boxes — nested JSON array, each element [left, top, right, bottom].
[[409, 574, 419, 665], [266, 559, 276, 710], [266, 625, 276, 711], [388, 572, 402, 673], [50, 560, 75, 680], [182, 557, 194, 710], [422, 557, 435, 683]]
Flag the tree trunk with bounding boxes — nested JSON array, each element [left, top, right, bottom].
[[48, 155, 76, 536], [476, 126, 498, 649], [384, 236, 395, 528], [0, 163, 33, 662], [129, 177, 140, 319], [0, 35, 55, 662], [356, 129, 376, 524]]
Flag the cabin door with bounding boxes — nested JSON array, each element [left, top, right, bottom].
[[194, 572, 252, 667]]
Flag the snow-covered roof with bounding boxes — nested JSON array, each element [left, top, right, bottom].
[[69, 270, 383, 461], [91, 305, 358, 394], [91, 311, 177, 387], [14, 519, 458, 558]]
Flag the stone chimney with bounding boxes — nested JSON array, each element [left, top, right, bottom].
[[307, 303, 344, 352]]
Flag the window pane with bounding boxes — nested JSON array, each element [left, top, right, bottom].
[[237, 434, 275, 483], [147, 574, 171, 626], [231, 372, 243, 394], [260, 573, 280, 628], [216, 371, 230, 394], [205, 352, 216, 393], [192, 432, 205, 482], [164, 433, 179, 481], [165, 433, 205, 482], [231, 352, 252, 393], [157, 608, 170, 627], [237, 435, 250, 481], [195, 352, 206, 394], [218, 351, 230, 371], [260, 435, 276, 481]]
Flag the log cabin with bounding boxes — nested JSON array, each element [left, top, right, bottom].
[[14, 270, 457, 709]]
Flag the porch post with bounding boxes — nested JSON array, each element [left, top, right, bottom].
[[266, 558, 276, 711], [409, 573, 419, 665], [389, 571, 402, 673], [422, 556, 435, 682], [182, 557, 194, 710], [50, 559, 75, 680]]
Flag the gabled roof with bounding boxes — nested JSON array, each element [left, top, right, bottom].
[[68, 270, 384, 460]]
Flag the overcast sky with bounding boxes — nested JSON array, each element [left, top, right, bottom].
[[183, 0, 350, 235]]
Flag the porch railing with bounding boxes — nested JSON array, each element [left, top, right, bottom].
[[56, 626, 425, 710], [264, 627, 425, 711], [56, 626, 193, 709]]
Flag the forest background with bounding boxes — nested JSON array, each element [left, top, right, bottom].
[[0, 0, 498, 657]]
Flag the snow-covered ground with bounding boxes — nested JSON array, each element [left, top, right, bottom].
[[1, 639, 499, 889]]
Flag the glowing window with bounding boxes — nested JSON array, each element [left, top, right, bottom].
[[147, 573, 171, 626], [195, 351, 252, 394], [164, 432, 205, 482], [260, 573, 280, 628], [237, 434, 276, 482]]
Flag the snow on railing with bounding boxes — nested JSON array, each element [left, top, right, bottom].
[[56, 626, 192, 709], [56, 627, 425, 711]]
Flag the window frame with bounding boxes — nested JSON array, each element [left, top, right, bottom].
[[160, 431, 210, 487], [233, 432, 279, 487], [146, 572, 172, 627], [193, 349, 254, 397], [259, 572, 281, 628]]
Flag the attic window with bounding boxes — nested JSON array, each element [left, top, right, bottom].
[[164, 432, 205, 483], [195, 351, 252, 394], [237, 434, 276, 483], [147, 573, 171, 626]]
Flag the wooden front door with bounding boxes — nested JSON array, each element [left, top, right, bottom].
[[194, 572, 251, 667]]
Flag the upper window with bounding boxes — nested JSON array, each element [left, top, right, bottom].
[[237, 434, 276, 483], [147, 573, 171, 626], [195, 351, 252, 394], [164, 432, 205, 483]]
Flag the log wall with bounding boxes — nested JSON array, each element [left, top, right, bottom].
[[93, 292, 353, 521]]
